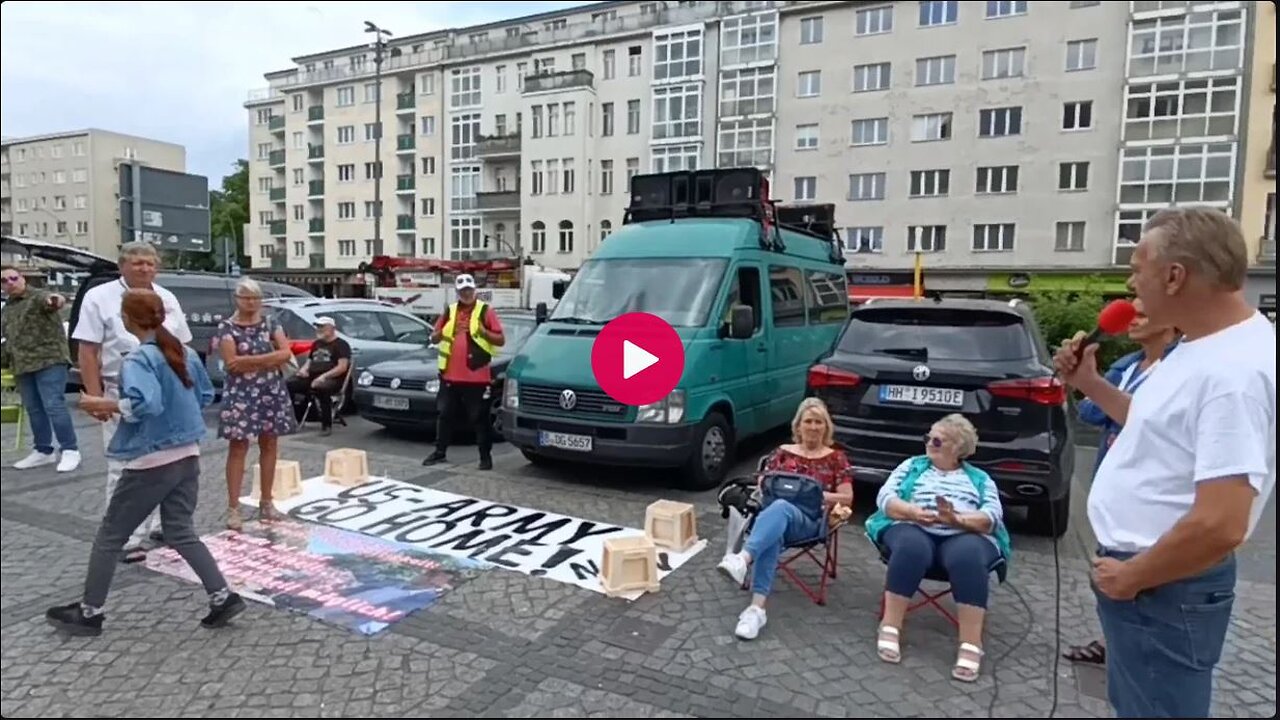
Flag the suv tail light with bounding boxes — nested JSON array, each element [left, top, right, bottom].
[[289, 339, 315, 355], [808, 364, 862, 389], [988, 377, 1066, 406]]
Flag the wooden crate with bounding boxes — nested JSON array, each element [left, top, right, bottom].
[[325, 448, 369, 487], [644, 499, 698, 552], [600, 535, 660, 597], [251, 460, 304, 501]]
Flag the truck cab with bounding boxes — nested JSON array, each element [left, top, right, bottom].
[[501, 168, 849, 490]]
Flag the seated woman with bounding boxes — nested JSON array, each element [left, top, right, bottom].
[[864, 413, 1011, 682], [718, 397, 854, 641]]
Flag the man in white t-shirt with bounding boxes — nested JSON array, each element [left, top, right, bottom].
[[72, 241, 192, 561], [1054, 207, 1276, 718]]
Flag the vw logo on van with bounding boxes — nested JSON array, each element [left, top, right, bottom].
[[559, 389, 578, 410], [912, 365, 931, 382]]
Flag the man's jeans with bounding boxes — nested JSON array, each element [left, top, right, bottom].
[[15, 363, 78, 455], [1094, 548, 1236, 718], [102, 382, 160, 548], [742, 500, 824, 597]]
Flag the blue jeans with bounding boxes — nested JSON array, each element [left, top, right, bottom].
[[16, 363, 78, 454], [881, 523, 1000, 608], [743, 500, 824, 596], [1094, 549, 1236, 718]]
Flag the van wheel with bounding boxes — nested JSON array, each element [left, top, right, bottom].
[[680, 412, 733, 491], [1028, 491, 1070, 539]]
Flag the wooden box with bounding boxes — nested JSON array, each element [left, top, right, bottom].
[[251, 460, 304, 501], [325, 448, 369, 487], [644, 499, 698, 552], [600, 535, 660, 597]]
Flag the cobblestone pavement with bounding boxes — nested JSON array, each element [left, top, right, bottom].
[[2, 408, 1274, 718]]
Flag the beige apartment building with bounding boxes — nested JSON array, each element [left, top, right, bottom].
[[1, 129, 187, 259], [1235, 0, 1274, 273], [243, 0, 1270, 301]]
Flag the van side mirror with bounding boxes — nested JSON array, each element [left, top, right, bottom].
[[535, 301, 548, 325], [728, 305, 754, 339], [552, 280, 567, 300]]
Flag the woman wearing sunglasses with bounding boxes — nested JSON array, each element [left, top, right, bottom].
[[863, 413, 1012, 683]]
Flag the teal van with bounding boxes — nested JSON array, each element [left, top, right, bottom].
[[501, 168, 849, 489]]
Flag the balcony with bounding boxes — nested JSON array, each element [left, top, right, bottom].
[[270, 256, 287, 269], [1260, 237, 1276, 265], [396, 214, 415, 231], [268, 116, 285, 132], [308, 180, 325, 197], [396, 92, 415, 112], [475, 190, 521, 212], [269, 220, 286, 236], [396, 174, 415, 192], [308, 145, 324, 161], [476, 134, 521, 159], [308, 106, 324, 122], [522, 69, 595, 95], [309, 253, 326, 269], [268, 150, 286, 167], [396, 134, 415, 153], [308, 218, 325, 234], [269, 187, 286, 202]]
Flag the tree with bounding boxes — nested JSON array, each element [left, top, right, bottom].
[[210, 159, 250, 271], [1027, 278, 1133, 371]]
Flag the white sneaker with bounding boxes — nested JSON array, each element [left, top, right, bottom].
[[13, 451, 56, 470], [56, 450, 82, 473], [718, 553, 748, 586], [735, 605, 767, 640]]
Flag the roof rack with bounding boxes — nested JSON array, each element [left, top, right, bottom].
[[621, 167, 844, 264]]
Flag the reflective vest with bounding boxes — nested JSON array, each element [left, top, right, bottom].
[[437, 300, 497, 372]]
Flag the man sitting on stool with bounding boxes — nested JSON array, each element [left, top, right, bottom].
[[287, 317, 350, 436]]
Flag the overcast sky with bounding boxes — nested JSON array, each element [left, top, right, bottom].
[[1, 1, 596, 186]]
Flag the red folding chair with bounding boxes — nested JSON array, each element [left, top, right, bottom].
[[873, 541, 1007, 627]]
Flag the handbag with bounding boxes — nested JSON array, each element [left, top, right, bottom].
[[759, 471, 826, 523]]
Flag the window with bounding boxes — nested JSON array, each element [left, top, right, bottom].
[[628, 46, 642, 77], [256, 109, 273, 125], [907, 225, 946, 252], [420, 198, 436, 216], [600, 160, 614, 194], [800, 17, 823, 44], [806, 270, 846, 324], [794, 123, 822, 152], [293, 169, 304, 186], [1070, 0, 1099, 6], [916, 55, 956, 85], [976, 165, 1019, 194], [420, 116, 436, 136], [360, 124, 376, 142], [602, 103, 615, 136], [911, 113, 952, 142], [603, 50, 616, 80], [337, 125, 355, 144], [336, 87, 355, 106], [531, 106, 543, 138], [451, 114, 480, 161], [718, 119, 773, 168], [384, 312, 431, 345], [851, 117, 889, 146], [338, 202, 356, 219], [853, 63, 891, 92], [720, 67, 775, 117], [53, 196, 66, 210], [651, 144, 700, 173], [421, 157, 436, 175], [973, 223, 1015, 251], [1063, 101, 1093, 130], [548, 104, 561, 136], [365, 162, 381, 180], [849, 172, 886, 200], [74, 194, 87, 209], [338, 240, 356, 257], [910, 169, 950, 197], [257, 142, 272, 159], [364, 201, 378, 219], [794, 176, 816, 201], [797, 70, 821, 97], [1055, 221, 1085, 252], [258, 177, 273, 192], [979, 107, 1022, 137], [627, 99, 641, 134], [419, 73, 436, 95], [293, 205, 304, 221], [495, 66, 507, 94], [558, 220, 574, 253], [450, 217, 483, 258], [1059, 161, 1089, 191], [846, 227, 883, 253], [982, 47, 1026, 79], [531, 161, 544, 195], [531, 221, 547, 253], [292, 94, 304, 113], [626, 158, 639, 180], [652, 84, 701, 140], [364, 83, 379, 103], [50, 145, 63, 159], [1121, 143, 1234, 205], [450, 166, 480, 211], [72, 142, 85, 156], [562, 159, 575, 194], [721, 14, 776, 66], [338, 164, 355, 182], [76, 221, 89, 235], [1066, 39, 1097, 71], [919, 1, 957, 26], [451, 67, 482, 109], [1124, 78, 1240, 141], [770, 266, 806, 328], [654, 28, 703, 81], [986, 1, 1026, 18], [856, 6, 893, 35], [1129, 9, 1243, 77], [564, 102, 576, 136]]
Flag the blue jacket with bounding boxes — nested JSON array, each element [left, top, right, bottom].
[[106, 341, 214, 461], [1078, 339, 1180, 472]]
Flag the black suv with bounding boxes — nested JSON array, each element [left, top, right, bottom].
[[807, 297, 1074, 537]]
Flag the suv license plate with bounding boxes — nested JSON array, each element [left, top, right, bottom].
[[539, 431, 593, 452], [880, 385, 964, 408]]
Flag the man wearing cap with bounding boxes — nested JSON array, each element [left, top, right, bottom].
[[423, 273, 505, 470], [286, 317, 351, 436]]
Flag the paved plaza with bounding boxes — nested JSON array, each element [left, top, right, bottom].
[[1, 406, 1275, 718]]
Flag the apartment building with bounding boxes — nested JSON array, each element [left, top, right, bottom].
[[1236, 0, 1274, 271], [1, 129, 186, 259]]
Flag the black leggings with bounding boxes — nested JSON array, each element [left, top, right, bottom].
[[882, 523, 999, 609]]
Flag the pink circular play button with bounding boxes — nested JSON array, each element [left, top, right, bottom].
[[590, 312, 685, 407]]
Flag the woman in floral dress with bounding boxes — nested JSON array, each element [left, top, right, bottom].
[[215, 278, 297, 529]]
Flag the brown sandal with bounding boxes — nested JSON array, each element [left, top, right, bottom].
[[259, 502, 280, 522], [226, 506, 243, 531]]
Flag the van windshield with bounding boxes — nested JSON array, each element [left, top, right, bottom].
[[551, 258, 728, 327]]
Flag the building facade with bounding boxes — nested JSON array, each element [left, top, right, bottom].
[[1, 129, 186, 258], [1236, 0, 1274, 268]]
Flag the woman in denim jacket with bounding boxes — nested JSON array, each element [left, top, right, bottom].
[[45, 289, 246, 636]]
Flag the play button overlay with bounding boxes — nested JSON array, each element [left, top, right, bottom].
[[591, 312, 684, 407]]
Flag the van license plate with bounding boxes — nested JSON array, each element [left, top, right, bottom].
[[539, 431, 593, 452], [880, 385, 964, 408], [373, 395, 410, 410]]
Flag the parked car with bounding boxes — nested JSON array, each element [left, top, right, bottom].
[[353, 310, 539, 436], [806, 297, 1074, 538]]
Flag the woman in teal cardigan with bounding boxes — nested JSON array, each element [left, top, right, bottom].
[[865, 413, 1012, 683]]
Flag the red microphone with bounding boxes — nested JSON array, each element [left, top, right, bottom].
[[1076, 299, 1137, 357]]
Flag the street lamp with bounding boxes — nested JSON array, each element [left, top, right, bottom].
[[365, 21, 392, 258]]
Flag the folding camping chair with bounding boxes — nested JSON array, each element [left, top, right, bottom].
[[299, 365, 354, 429], [1, 370, 24, 451], [872, 540, 1007, 628]]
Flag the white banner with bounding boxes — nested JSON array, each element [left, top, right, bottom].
[[243, 476, 707, 599]]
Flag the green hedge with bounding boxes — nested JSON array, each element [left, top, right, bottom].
[[1026, 288, 1135, 371]]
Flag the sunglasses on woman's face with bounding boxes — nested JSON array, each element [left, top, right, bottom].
[[924, 434, 945, 448]]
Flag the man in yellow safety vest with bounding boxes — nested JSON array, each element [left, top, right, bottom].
[[423, 273, 505, 470]]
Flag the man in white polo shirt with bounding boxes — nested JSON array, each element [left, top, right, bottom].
[[1055, 207, 1276, 718], [73, 241, 192, 561]]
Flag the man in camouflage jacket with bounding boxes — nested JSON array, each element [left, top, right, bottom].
[[1, 265, 80, 472]]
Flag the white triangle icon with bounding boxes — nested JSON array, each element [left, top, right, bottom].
[[623, 340, 659, 380]]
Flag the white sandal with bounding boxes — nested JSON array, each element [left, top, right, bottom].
[[953, 642, 984, 682], [877, 625, 902, 664]]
